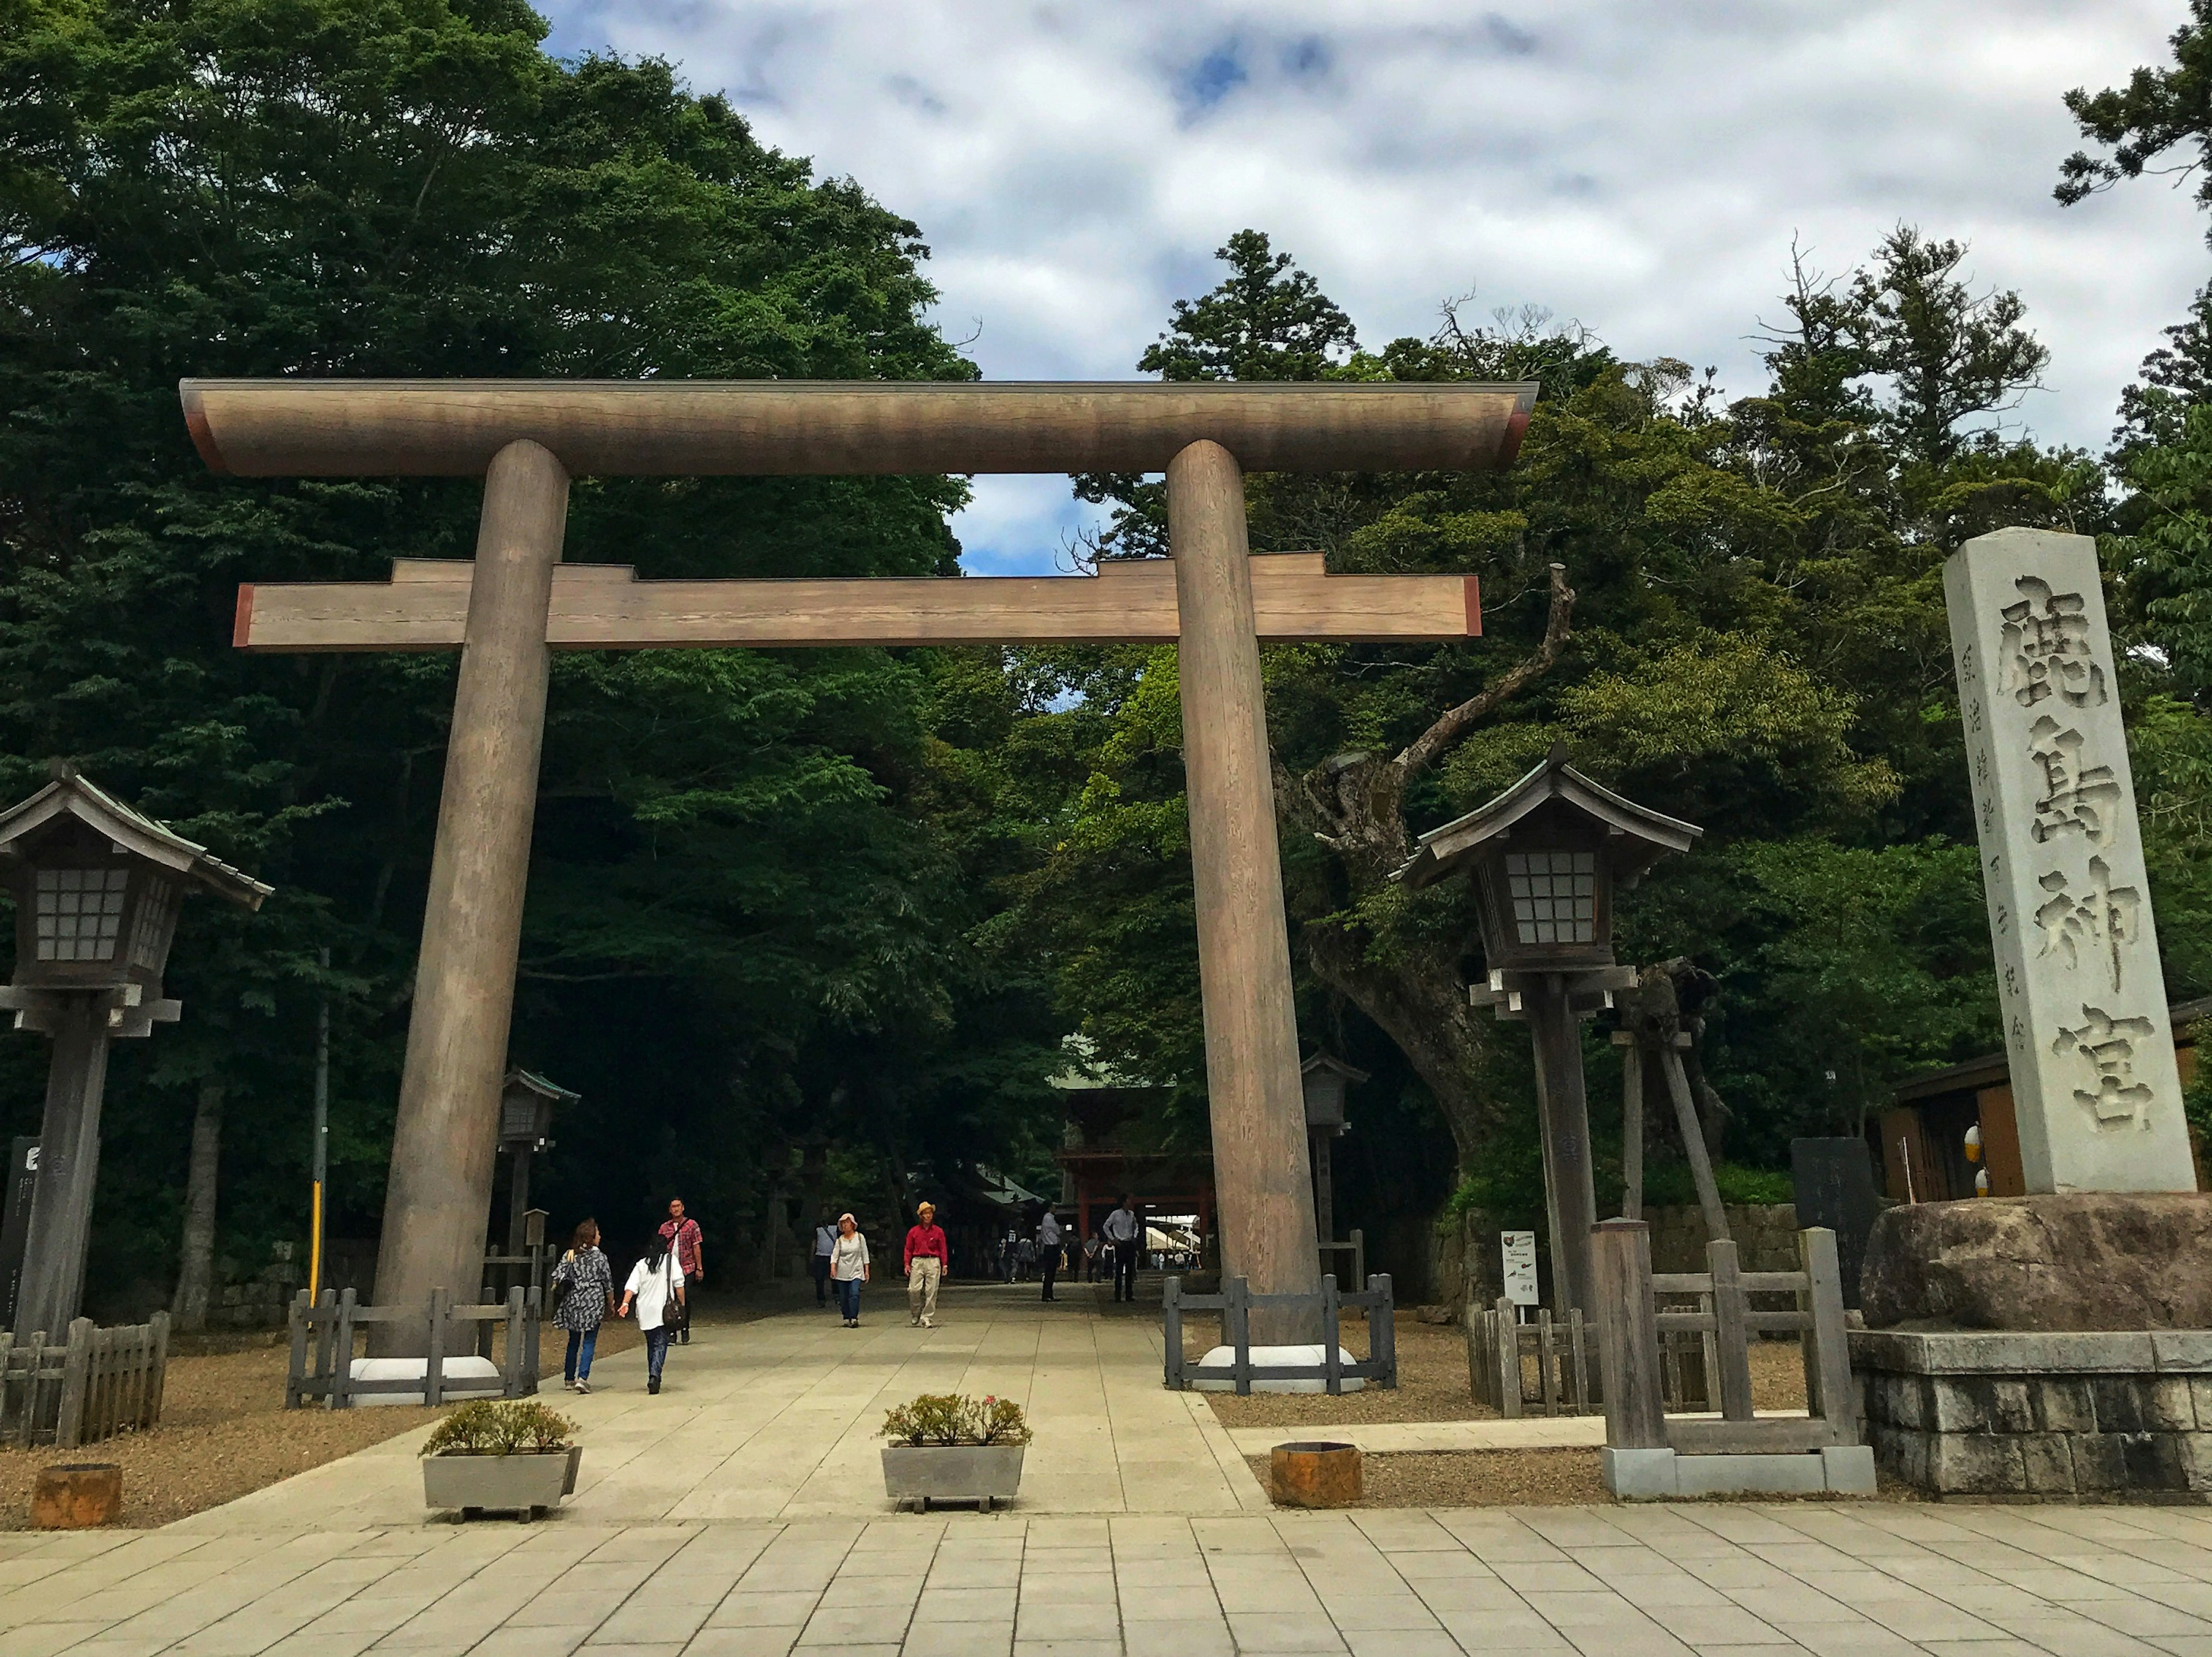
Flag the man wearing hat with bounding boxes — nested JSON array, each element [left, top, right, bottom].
[[903, 1201, 950, 1329]]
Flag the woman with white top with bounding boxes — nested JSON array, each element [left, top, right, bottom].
[[616, 1233, 687, 1393], [828, 1212, 870, 1326]]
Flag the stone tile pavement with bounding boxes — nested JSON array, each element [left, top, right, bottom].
[[7, 1499, 2212, 1657], [176, 1281, 1266, 1529]]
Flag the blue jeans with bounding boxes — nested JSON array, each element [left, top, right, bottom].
[[564, 1326, 599, 1382], [836, 1277, 862, 1320], [646, 1325, 672, 1381]]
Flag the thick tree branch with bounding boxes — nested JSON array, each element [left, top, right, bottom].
[[1390, 562, 1576, 787]]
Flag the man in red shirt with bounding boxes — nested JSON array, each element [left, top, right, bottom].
[[903, 1201, 950, 1329], [658, 1198, 704, 1344]]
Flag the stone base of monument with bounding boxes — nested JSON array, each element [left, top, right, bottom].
[[1602, 1446, 1876, 1500], [1852, 1329, 2212, 1499], [1852, 1195, 2212, 1500], [1192, 1345, 1366, 1393]]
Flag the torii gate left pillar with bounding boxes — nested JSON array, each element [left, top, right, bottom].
[[186, 378, 1533, 1351]]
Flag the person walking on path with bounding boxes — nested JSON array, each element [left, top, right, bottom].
[[551, 1219, 612, 1393], [1036, 1208, 1062, 1302], [658, 1198, 704, 1344], [1001, 1226, 1020, 1283], [811, 1212, 838, 1308], [828, 1212, 870, 1326], [616, 1232, 686, 1394], [1104, 1194, 1142, 1303], [903, 1201, 949, 1328]]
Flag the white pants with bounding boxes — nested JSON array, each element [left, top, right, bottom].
[[908, 1258, 941, 1325]]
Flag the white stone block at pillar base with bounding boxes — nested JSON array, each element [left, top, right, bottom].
[[1945, 527, 2193, 1193]]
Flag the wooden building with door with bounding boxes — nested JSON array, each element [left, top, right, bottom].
[[1877, 994, 2209, 1200]]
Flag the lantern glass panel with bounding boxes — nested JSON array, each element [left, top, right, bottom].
[[1503, 850, 1597, 946], [33, 867, 128, 962], [127, 875, 181, 973]]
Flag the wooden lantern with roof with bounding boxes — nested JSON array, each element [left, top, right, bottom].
[[0, 765, 270, 1336], [1397, 744, 1699, 1318]]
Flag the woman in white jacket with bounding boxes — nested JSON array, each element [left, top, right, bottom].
[[616, 1233, 687, 1394], [828, 1213, 870, 1326]]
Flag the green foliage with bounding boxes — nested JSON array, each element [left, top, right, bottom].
[[2186, 1022, 2212, 1145], [879, 1392, 1031, 1446], [422, 1400, 575, 1457], [0, 0, 1060, 1305], [1640, 1163, 1796, 1208]]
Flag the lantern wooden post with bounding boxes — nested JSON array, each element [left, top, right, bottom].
[[1169, 439, 1321, 1344], [14, 999, 111, 1339], [1528, 974, 1600, 1319], [372, 439, 569, 1352]]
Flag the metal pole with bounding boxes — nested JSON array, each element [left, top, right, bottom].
[[310, 946, 328, 1305]]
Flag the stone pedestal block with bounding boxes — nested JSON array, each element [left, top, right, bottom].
[[1853, 1327, 2212, 1500], [1861, 1194, 2212, 1332]]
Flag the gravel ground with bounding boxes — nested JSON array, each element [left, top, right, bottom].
[[0, 1306, 669, 1530], [1247, 1449, 1610, 1507], [1198, 1314, 1812, 1430]]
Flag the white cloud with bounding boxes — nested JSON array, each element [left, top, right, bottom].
[[540, 0, 2210, 573]]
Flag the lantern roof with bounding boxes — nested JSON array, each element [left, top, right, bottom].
[[502, 1068, 580, 1106], [1394, 744, 1701, 892], [1300, 1052, 1370, 1086], [0, 766, 271, 909]]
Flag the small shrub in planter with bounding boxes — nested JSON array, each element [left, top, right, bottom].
[[421, 1400, 580, 1519], [878, 1393, 1031, 1511]]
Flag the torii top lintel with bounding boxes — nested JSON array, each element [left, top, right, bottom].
[[179, 379, 1537, 477]]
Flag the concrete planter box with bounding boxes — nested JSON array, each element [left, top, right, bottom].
[[880, 1443, 1025, 1511], [422, 1450, 576, 1518], [1852, 1329, 2212, 1500]]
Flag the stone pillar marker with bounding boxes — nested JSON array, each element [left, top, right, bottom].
[[1945, 526, 2193, 1192]]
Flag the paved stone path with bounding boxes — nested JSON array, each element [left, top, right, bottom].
[[179, 1280, 1262, 1529], [12, 1495, 2212, 1657], [12, 1280, 2212, 1656]]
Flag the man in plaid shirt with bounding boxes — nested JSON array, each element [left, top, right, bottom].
[[659, 1197, 705, 1344]]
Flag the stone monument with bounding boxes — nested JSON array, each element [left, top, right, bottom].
[[1851, 527, 2212, 1500], [1944, 526, 2191, 1190]]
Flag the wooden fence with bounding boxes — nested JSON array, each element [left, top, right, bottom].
[[0, 1314, 169, 1450], [286, 1286, 543, 1409], [1162, 1273, 1396, 1394], [1593, 1221, 1858, 1454], [1466, 1303, 1596, 1416]]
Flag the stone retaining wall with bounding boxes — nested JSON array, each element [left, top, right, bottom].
[[1851, 1329, 2212, 1499]]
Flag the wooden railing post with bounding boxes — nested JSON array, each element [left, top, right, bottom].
[[1800, 1227, 1856, 1443], [331, 1290, 357, 1409], [1322, 1276, 1341, 1394], [1494, 1296, 1521, 1418], [286, 1290, 309, 1409], [1227, 1277, 1253, 1396], [1163, 1277, 1184, 1390], [1707, 1238, 1755, 1423], [1369, 1275, 1396, 1389], [425, 1287, 448, 1408], [1592, 1219, 1666, 1450], [313, 1287, 337, 1402], [55, 1317, 92, 1450], [147, 1311, 169, 1430], [503, 1287, 524, 1397], [16, 1331, 44, 1447]]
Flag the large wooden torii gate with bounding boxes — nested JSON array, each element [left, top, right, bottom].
[[183, 379, 1533, 1345]]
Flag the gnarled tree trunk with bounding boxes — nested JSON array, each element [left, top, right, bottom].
[[1275, 564, 1577, 1174]]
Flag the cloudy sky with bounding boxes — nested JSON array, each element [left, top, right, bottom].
[[540, 1, 2209, 575]]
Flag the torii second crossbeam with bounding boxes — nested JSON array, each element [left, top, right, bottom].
[[232, 553, 1480, 651]]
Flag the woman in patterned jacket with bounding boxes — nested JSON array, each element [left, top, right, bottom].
[[551, 1219, 612, 1393]]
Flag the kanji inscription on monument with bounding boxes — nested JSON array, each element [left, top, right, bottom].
[[1945, 526, 2192, 1192]]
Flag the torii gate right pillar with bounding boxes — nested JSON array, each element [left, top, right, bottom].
[[1170, 440, 1321, 1343]]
